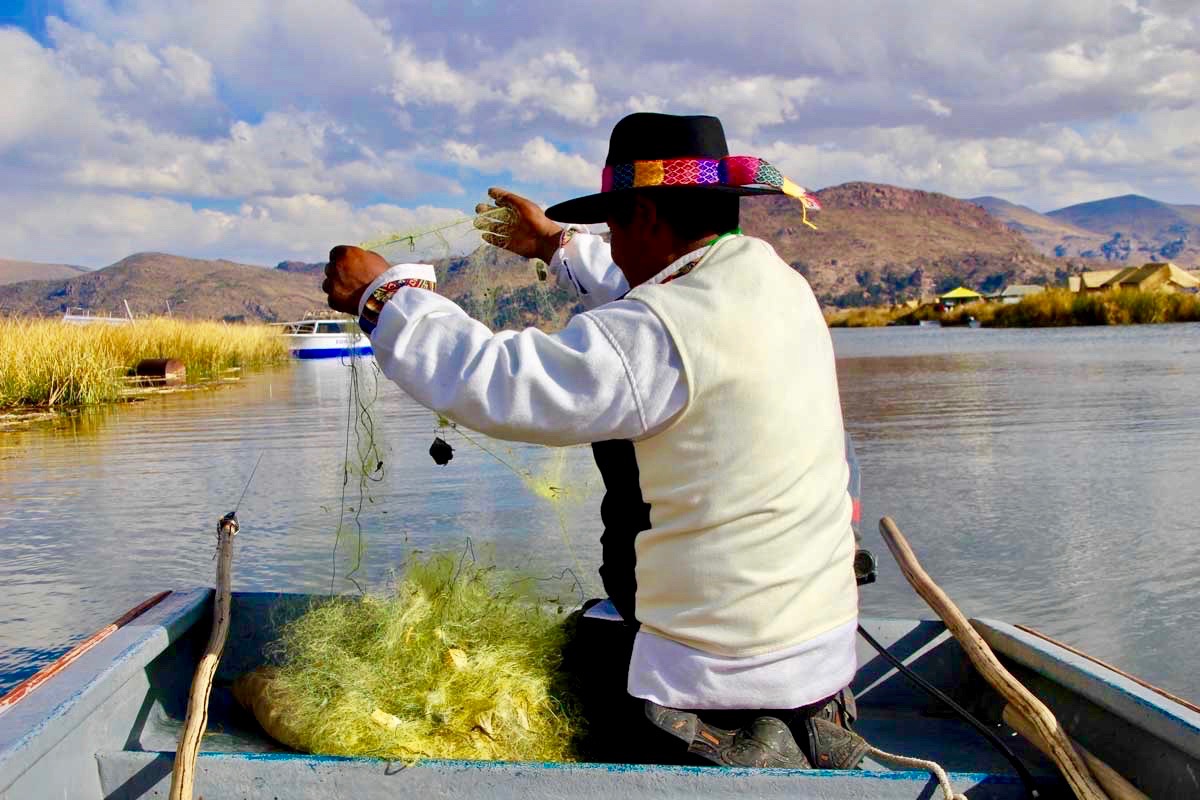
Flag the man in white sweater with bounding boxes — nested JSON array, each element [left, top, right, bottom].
[[323, 113, 866, 768]]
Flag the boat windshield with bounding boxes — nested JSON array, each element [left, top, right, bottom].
[[315, 321, 347, 334], [273, 319, 352, 334]]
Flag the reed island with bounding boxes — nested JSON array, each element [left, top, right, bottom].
[[0, 317, 288, 410]]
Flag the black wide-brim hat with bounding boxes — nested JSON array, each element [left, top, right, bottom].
[[545, 113, 821, 224]]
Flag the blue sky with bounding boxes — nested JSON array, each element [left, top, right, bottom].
[[1, 0, 1197, 266]]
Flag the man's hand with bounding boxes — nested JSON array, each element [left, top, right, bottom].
[[474, 187, 564, 264], [323, 245, 391, 314]]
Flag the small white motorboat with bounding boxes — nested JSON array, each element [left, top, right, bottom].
[[274, 318, 371, 359]]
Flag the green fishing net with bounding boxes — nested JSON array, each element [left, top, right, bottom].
[[235, 553, 583, 763]]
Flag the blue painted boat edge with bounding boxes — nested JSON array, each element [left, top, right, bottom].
[[0, 588, 210, 790], [973, 618, 1200, 758], [292, 346, 372, 359], [97, 749, 1031, 800]]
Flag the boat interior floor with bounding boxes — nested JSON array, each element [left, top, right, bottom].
[[131, 684, 1058, 779]]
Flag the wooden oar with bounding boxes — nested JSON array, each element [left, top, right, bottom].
[[878, 516, 1110, 800], [1002, 705, 1148, 800], [169, 512, 239, 800]]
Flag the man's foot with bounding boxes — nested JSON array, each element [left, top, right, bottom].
[[645, 702, 811, 768], [797, 693, 870, 769]]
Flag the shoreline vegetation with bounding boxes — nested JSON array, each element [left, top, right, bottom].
[[825, 288, 1200, 328], [0, 318, 288, 410], [4, 286, 1196, 410]]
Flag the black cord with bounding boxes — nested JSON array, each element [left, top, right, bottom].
[[857, 624, 1040, 799]]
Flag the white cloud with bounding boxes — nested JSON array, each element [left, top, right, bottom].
[[391, 41, 492, 111], [3, 0, 1199, 265], [752, 110, 1200, 211], [503, 50, 602, 125], [673, 75, 819, 137], [516, 137, 598, 187], [0, 189, 468, 266], [626, 94, 667, 113], [912, 93, 952, 118], [43, 17, 223, 134], [55, 111, 461, 200], [443, 137, 598, 188]]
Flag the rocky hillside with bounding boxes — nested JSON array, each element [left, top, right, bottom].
[[275, 260, 325, 275], [0, 252, 329, 321], [972, 194, 1200, 267], [271, 247, 571, 330], [0, 259, 88, 286], [3, 181, 1136, 323], [744, 183, 1077, 307]]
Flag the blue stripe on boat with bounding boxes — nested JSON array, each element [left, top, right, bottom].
[[291, 346, 373, 359]]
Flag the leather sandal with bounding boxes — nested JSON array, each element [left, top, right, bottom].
[[645, 701, 811, 769]]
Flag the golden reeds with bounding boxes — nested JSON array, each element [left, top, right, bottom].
[[826, 288, 1200, 329], [0, 317, 288, 409], [989, 288, 1200, 327], [824, 305, 910, 327]]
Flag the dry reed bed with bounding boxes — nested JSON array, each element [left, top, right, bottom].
[[989, 288, 1200, 327], [827, 289, 1200, 328], [0, 318, 288, 409]]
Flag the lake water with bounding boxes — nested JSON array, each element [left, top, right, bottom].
[[2, 323, 1198, 702]]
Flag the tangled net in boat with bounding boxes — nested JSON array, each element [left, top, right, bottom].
[[234, 552, 583, 763]]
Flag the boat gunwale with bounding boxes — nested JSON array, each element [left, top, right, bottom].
[[974, 617, 1200, 759], [0, 588, 210, 789], [0, 591, 171, 715], [1013, 622, 1200, 715]]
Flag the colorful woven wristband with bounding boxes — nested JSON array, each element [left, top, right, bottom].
[[359, 278, 436, 334]]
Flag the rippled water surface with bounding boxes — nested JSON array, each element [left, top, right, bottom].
[[2, 323, 1198, 701]]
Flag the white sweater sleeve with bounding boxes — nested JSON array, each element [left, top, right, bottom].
[[363, 265, 686, 446], [548, 231, 629, 309]]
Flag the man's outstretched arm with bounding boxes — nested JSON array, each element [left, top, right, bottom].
[[324, 246, 685, 448]]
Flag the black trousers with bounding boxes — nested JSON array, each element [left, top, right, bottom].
[[561, 605, 839, 766]]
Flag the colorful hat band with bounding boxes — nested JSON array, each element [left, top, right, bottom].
[[601, 156, 821, 211]]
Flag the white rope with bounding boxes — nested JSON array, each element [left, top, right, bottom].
[[866, 745, 968, 800]]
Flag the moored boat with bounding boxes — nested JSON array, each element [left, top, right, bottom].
[[0, 589, 1195, 799], [273, 318, 371, 359]]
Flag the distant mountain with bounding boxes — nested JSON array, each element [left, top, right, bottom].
[[743, 182, 1075, 307], [972, 194, 1200, 267], [0, 259, 88, 286], [0, 252, 329, 321], [397, 182, 1064, 316], [7, 181, 1167, 323], [970, 196, 1102, 238], [276, 260, 325, 275]]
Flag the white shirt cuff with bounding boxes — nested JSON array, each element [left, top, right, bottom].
[[357, 262, 439, 317]]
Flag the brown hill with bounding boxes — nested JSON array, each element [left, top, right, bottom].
[[432, 246, 577, 330], [743, 182, 1074, 306], [276, 260, 325, 275], [1044, 195, 1200, 266], [970, 196, 1110, 260], [0, 259, 88, 286], [0, 252, 329, 322], [264, 249, 572, 330], [430, 181, 1082, 317], [0, 181, 1110, 322], [973, 194, 1200, 268]]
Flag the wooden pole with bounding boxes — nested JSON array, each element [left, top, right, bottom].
[[169, 512, 239, 800], [878, 516, 1110, 800], [1002, 705, 1148, 800]]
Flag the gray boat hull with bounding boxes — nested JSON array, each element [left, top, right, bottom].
[[1, 589, 1196, 799]]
